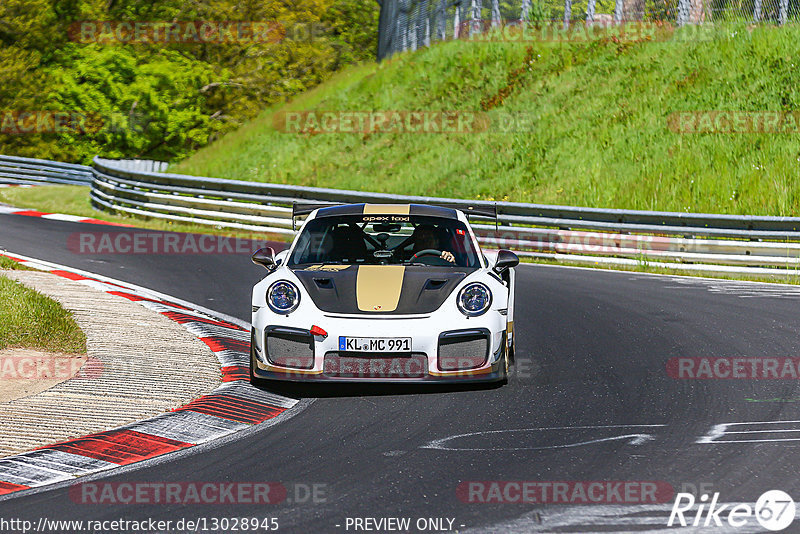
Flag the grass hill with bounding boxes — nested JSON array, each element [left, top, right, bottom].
[[173, 23, 800, 216]]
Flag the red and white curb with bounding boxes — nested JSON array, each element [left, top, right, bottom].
[[0, 205, 130, 227], [0, 184, 34, 188], [0, 252, 298, 497]]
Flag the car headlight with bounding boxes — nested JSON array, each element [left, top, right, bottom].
[[267, 281, 300, 314], [457, 282, 491, 317]]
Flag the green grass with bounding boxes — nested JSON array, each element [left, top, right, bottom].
[[0, 256, 32, 270], [0, 275, 86, 354], [173, 23, 800, 216], [0, 185, 292, 241]]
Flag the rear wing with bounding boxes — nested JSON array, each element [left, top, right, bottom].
[[292, 202, 337, 230], [292, 202, 337, 218], [434, 203, 497, 221], [291, 201, 498, 230]]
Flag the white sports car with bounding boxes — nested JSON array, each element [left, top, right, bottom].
[[249, 203, 518, 384]]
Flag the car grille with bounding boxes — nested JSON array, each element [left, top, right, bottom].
[[266, 328, 314, 369], [323, 352, 428, 378], [438, 330, 489, 371]]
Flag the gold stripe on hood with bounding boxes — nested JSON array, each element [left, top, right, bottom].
[[363, 204, 410, 215], [356, 265, 405, 312]]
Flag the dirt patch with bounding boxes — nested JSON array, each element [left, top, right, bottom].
[[0, 348, 87, 403]]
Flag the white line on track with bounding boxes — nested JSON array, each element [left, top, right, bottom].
[[421, 425, 667, 451], [466, 504, 767, 533]]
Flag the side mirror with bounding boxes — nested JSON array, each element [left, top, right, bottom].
[[493, 249, 519, 273], [251, 247, 277, 271]]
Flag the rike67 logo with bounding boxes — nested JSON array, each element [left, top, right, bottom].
[[668, 490, 795, 531]]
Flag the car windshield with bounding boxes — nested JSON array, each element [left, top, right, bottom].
[[288, 214, 481, 268]]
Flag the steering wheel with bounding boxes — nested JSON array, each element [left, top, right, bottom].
[[410, 249, 443, 261]]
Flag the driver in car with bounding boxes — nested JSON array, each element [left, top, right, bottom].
[[410, 224, 455, 263]]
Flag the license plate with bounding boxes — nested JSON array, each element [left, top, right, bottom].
[[339, 336, 412, 353]]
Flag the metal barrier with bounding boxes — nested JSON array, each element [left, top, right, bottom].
[[2, 155, 796, 275], [94, 158, 169, 174], [0, 155, 94, 186], [0, 156, 168, 189], [91, 157, 800, 275]]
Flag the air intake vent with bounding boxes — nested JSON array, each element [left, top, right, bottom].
[[438, 329, 489, 371], [424, 279, 448, 290], [266, 327, 314, 369], [314, 278, 334, 289]]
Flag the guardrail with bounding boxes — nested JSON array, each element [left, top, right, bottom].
[[6, 152, 796, 276], [0, 156, 170, 187], [94, 158, 169, 174], [0, 155, 94, 186], [90, 157, 800, 277]]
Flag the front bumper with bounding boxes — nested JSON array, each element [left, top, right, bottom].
[[251, 312, 508, 384]]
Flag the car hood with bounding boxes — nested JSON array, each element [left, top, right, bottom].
[[292, 264, 475, 315]]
